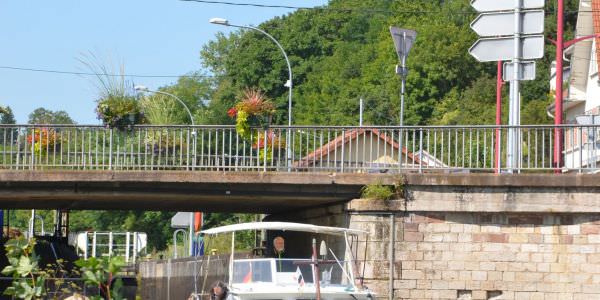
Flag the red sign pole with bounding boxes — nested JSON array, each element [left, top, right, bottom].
[[496, 60, 503, 173], [554, 0, 565, 172]]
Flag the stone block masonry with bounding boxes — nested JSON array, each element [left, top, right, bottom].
[[347, 207, 600, 300], [265, 174, 600, 299]]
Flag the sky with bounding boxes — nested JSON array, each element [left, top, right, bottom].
[[0, 0, 328, 124]]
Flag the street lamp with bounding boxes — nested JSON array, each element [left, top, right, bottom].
[[210, 17, 294, 170], [134, 85, 197, 256], [209, 17, 293, 127]]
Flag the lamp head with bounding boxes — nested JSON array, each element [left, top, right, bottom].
[[209, 18, 229, 26], [134, 85, 149, 93]]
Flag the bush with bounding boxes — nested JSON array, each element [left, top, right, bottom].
[[360, 182, 396, 200]]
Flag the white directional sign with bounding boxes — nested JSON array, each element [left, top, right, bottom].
[[469, 35, 544, 62], [470, 0, 544, 12], [503, 61, 536, 81], [171, 212, 191, 228], [470, 10, 544, 36]]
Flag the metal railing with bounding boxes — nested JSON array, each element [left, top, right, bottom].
[[0, 124, 598, 173], [70, 231, 147, 263]]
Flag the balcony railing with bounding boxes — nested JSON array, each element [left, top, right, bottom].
[[0, 124, 598, 173]]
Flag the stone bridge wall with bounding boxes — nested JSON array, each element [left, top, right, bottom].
[[268, 174, 600, 300]]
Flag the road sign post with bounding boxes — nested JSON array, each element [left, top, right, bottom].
[[469, 0, 544, 172], [390, 27, 416, 172]]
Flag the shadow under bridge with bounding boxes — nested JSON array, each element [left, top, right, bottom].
[[0, 170, 396, 213]]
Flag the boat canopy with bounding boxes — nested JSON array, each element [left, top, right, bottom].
[[201, 221, 367, 236]]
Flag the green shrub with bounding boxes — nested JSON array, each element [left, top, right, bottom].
[[360, 182, 396, 200], [75, 256, 125, 300], [1, 238, 47, 299]]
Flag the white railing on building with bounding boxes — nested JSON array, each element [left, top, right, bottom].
[[69, 231, 147, 263]]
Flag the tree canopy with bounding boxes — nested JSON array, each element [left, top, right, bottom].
[[194, 0, 577, 126], [28, 108, 75, 125]]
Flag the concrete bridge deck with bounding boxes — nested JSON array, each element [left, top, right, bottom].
[[0, 170, 598, 213], [0, 170, 396, 212]]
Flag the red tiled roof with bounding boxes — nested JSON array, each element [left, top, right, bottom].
[[295, 128, 424, 167]]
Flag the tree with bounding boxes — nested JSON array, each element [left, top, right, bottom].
[[1, 106, 16, 125], [0, 106, 17, 144], [28, 108, 75, 125]]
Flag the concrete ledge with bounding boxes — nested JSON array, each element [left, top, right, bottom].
[[405, 173, 600, 187], [350, 185, 600, 214], [0, 170, 395, 185], [2, 170, 598, 187]]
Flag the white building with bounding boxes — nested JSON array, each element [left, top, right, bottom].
[[555, 0, 600, 169]]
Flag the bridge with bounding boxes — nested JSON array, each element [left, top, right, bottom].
[[0, 124, 598, 211], [4, 124, 600, 299]]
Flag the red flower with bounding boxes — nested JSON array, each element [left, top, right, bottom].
[[227, 107, 238, 118]]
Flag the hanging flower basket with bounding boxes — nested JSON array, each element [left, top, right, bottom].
[[227, 89, 275, 139], [96, 96, 145, 130]]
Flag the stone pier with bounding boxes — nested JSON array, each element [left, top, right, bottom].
[[268, 174, 600, 300]]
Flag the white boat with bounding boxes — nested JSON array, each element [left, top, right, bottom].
[[200, 222, 375, 300]]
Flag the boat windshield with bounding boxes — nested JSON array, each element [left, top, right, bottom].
[[232, 259, 352, 287]]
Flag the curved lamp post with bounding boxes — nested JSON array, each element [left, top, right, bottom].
[[134, 85, 197, 256], [210, 17, 294, 169], [209, 18, 293, 126]]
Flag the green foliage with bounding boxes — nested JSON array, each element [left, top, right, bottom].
[[2, 238, 47, 300], [28, 108, 75, 125], [139, 94, 184, 125], [202, 213, 256, 253], [75, 256, 125, 300], [1, 106, 18, 144], [1, 106, 15, 124], [140, 74, 211, 125], [235, 110, 250, 138], [195, 0, 577, 127], [360, 181, 396, 201], [69, 210, 176, 252], [0, 105, 8, 115]]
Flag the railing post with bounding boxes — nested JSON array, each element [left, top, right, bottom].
[[30, 127, 35, 170], [419, 129, 423, 173], [398, 126, 403, 172], [109, 231, 113, 257], [83, 232, 89, 259], [92, 231, 97, 258], [186, 129, 191, 171], [108, 129, 113, 170], [286, 127, 292, 172], [340, 129, 345, 173], [263, 129, 268, 172], [125, 232, 130, 263]]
